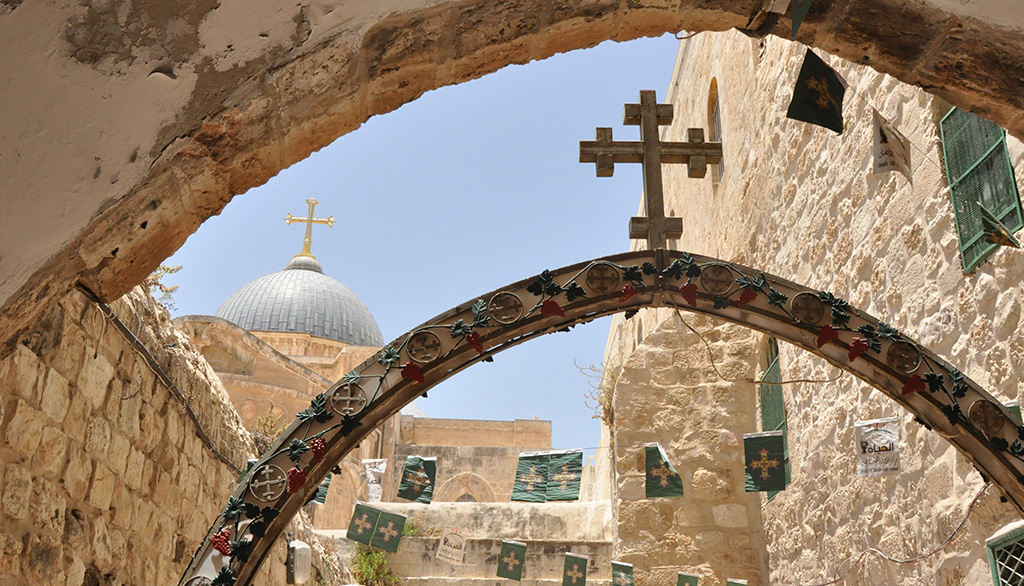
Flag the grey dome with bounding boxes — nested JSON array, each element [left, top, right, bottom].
[[215, 256, 384, 346]]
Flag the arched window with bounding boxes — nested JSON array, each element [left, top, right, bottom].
[[708, 79, 725, 185]]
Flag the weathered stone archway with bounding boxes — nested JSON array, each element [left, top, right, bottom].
[[182, 249, 1024, 585], [3, 0, 1024, 364]]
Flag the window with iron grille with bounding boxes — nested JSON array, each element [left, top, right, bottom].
[[987, 524, 1024, 586], [939, 107, 1023, 272], [759, 337, 789, 499]]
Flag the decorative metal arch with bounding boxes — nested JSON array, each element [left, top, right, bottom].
[[181, 250, 1024, 585]]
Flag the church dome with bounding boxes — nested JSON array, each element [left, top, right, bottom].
[[214, 255, 384, 347]]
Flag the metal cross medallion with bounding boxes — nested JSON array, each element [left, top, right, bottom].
[[580, 90, 723, 249], [285, 198, 336, 257]]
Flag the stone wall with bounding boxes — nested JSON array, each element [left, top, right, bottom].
[[389, 416, 553, 503], [0, 286, 341, 584], [603, 313, 770, 585], [601, 29, 1024, 586], [369, 501, 613, 586]]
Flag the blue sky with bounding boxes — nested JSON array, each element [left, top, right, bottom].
[[165, 34, 681, 454]]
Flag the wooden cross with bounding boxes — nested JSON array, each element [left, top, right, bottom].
[[750, 448, 780, 480], [648, 461, 676, 488], [580, 90, 723, 249], [550, 463, 578, 491], [285, 198, 335, 258]]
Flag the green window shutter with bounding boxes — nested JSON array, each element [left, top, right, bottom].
[[940, 107, 1024, 272], [759, 338, 789, 499], [987, 525, 1024, 585]]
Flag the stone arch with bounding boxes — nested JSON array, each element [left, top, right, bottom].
[[5, 1, 1024, 360], [182, 249, 1024, 585], [434, 471, 498, 503]]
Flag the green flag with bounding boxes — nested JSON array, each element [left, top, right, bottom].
[[512, 452, 549, 502], [311, 473, 331, 505], [547, 450, 583, 501], [370, 510, 406, 553], [397, 456, 437, 504], [645, 443, 684, 498], [791, 0, 813, 38], [346, 503, 381, 545], [677, 572, 699, 586], [744, 431, 788, 492], [562, 553, 587, 586], [496, 540, 527, 581], [726, 580, 748, 586], [611, 562, 633, 586], [786, 49, 845, 134]]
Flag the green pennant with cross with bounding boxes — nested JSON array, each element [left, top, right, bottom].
[[786, 49, 845, 134], [346, 502, 381, 545], [547, 450, 583, 501], [311, 473, 331, 505], [677, 572, 700, 586], [397, 456, 437, 504], [744, 431, 788, 492], [562, 553, 588, 586], [645, 443, 684, 498], [512, 453, 549, 502], [370, 510, 406, 553], [611, 562, 634, 586], [496, 540, 527, 581]]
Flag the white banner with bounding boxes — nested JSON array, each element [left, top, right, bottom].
[[362, 459, 387, 502], [435, 530, 466, 565], [872, 109, 911, 181], [855, 417, 900, 478]]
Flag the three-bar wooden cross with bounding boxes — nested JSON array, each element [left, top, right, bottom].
[[580, 90, 722, 249]]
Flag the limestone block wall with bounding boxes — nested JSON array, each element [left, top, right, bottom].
[[611, 29, 1024, 586], [603, 313, 770, 586], [0, 286, 340, 584], [376, 501, 613, 586], [389, 417, 554, 503]]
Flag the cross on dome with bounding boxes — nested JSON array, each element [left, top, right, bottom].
[[285, 198, 335, 260]]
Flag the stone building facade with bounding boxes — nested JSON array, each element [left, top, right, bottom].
[[598, 30, 1024, 586], [0, 286, 343, 585]]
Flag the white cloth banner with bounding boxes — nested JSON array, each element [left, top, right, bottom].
[[435, 530, 466, 565], [855, 417, 900, 478], [362, 459, 387, 502], [871, 109, 912, 181]]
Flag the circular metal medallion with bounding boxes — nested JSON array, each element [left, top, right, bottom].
[[699, 264, 734, 296], [488, 292, 524, 325], [789, 291, 826, 325], [248, 463, 288, 502], [586, 264, 621, 294], [969, 399, 1006, 436], [885, 340, 922, 374], [331, 382, 367, 416], [407, 330, 442, 363], [185, 578, 213, 586]]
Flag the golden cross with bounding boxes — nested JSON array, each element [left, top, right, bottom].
[[750, 448, 780, 480], [551, 463, 578, 491], [503, 551, 521, 571], [648, 461, 676, 487], [376, 521, 398, 543], [353, 513, 373, 535], [405, 469, 431, 492], [566, 563, 585, 585], [285, 198, 335, 259], [580, 90, 722, 249], [519, 465, 545, 492]]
